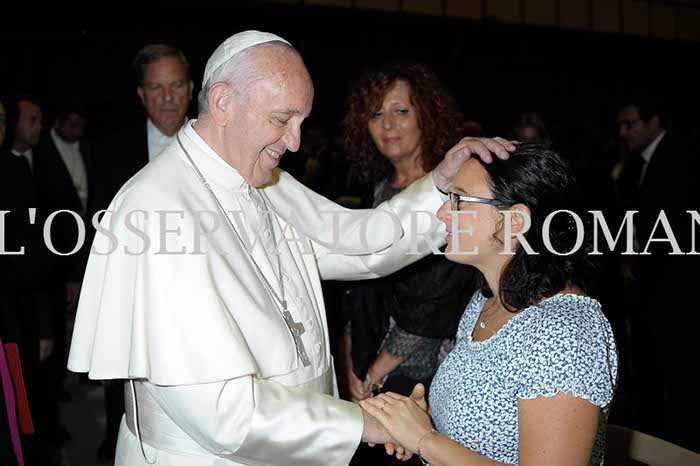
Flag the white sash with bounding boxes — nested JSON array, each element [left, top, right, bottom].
[[124, 367, 335, 460]]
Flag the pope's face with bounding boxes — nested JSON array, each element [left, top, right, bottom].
[[225, 50, 314, 187], [137, 56, 193, 137]]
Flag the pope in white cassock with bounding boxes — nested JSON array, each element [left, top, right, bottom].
[[67, 31, 514, 466]]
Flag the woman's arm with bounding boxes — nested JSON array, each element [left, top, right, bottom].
[[413, 434, 504, 466], [365, 349, 405, 390], [360, 393, 504, 466], [518, 392, 599, 466], [362, 391, 599, 466], [366, 325, 431, 390]]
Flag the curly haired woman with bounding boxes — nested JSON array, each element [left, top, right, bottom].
[[336, 63, 480, 465]]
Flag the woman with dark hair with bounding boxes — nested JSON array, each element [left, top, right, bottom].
[[362, 144, 618, 466], [336, 62, 479, 464]]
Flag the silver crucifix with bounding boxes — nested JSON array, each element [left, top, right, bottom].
[[282, 309, 312, 367]]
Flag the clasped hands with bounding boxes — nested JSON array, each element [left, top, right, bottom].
[[359, 383, 436, 462]]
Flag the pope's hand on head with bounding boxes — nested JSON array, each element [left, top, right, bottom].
[[432, 136, 516, 192]]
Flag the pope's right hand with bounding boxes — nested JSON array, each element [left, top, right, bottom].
[[432, 136, 516, 193], [361, 407, 393, 445]]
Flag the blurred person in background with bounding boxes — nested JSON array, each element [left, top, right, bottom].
[[337, 62, 479, 465], [509, 112, 550, 144], [615, 96, 697, 452]]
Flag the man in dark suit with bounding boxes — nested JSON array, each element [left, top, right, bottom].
[[31, 102, 95, 450], [35, 103, 94, 291], [92, 43, 193, 461], [3, 94, 56, 368], [94, 44, 193, 211], [1, 97, 26, 466], [1, 95, 58, 465], [616, 98, 697, 452], [0, 153, 56, 466]]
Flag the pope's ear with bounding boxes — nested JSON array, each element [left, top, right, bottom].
[[208, 82, 233, 127], [508, 203, 531, 237]]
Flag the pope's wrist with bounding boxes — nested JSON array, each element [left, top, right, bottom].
[[431, 171, 448, 193]]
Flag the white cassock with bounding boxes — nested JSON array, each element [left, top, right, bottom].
[[67, 121, 447, 466]]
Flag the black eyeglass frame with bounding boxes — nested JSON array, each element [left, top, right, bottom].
[[449, 192, 506, 211]]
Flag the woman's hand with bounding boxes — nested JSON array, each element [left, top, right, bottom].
[[409, 383, 427, 411], [432, 136, 516, 192], [348, 370, 371, 401], [360, 391, 435, 454], [336, 334, 370, 401], [378, 384, 427, 461]]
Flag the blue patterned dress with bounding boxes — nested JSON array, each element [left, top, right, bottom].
[[430, 291, 618, 465]]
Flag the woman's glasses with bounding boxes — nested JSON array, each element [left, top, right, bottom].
[[449, 192, 505, 211]]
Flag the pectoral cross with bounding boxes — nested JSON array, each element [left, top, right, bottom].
[[282, 307, 312, 367]]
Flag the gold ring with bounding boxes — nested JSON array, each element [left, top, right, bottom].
[[380, 400, 388, 411]]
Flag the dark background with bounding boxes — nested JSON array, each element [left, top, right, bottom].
[[2, 2, 699, 161], [2, 4, 699, 460]]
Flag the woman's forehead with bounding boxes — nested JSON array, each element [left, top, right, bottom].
[[454, 159, 490, 193]]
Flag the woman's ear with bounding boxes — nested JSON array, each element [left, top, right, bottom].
[[508, 204, 532, 237], [208, 82, 233, 127], [499, 203, 537, 256]]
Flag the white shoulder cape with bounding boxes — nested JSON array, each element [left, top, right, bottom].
[[67, 128, 422, 385]]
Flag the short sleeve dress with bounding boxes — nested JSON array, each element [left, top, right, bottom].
[[429, 291, 619, 465]]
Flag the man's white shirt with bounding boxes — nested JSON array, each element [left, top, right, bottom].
[[51, 128, 89, 212], [147, 117, 187, 161]]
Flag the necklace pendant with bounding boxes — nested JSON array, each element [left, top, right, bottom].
[[479, 321, 487, 329]]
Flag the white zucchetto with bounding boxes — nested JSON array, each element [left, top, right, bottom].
[[202, 30, 291, 87]]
